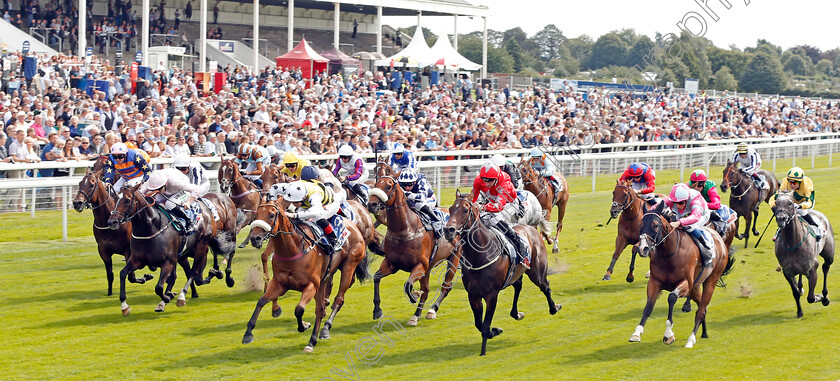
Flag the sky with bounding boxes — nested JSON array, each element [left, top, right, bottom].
[[384, 0, 839, 52]]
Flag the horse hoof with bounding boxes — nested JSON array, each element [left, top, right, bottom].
[[775, 265, 782, 272], [155, 301, 166, 312], [491, 327, 503, 337], [629, 335, 641, 342], [215, 270, 224, 280], [407, 316, 419, 326], [242, 334, 254, 344], [625, 274, 634, 283], [682, 303, 692, 313], [226, 278, 235, 288], [514, 312, 525, 321], [663, 335, 675, 345], [303, 345, 314, 353], [144, 274, 154, 280], [238, 242, 248, 249], [272, 307, 282, 318], [552, 247, 559, 254], [551, 304, 562, 315], [603, 274, 612, 281], [823, 297, 830, 306], [122, 307, 131, 317], [301, 322, 311, 332], [373, 309, 383, 320], [426, 310, 437, 320], [176, 299, 186, 307], [685, 335, 697, 348], [319, 329, 331, 340]]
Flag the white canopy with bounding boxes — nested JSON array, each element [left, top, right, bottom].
[[429, 32, 482, 71], [375, 27, 436, 68]]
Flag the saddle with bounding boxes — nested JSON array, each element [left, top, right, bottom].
[[298, 215, 350, 255], [709, 206, 737, 236], [488, 226, 530, 288], [337, 201, 356, 222], [414, 208, 448, 233], [687, 228, 716, 267]]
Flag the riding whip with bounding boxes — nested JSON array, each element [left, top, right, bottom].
[[754, 214, 776, 248]]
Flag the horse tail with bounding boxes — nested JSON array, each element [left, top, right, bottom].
[[354, 252, 373, 284], [717, 246, 737, 288]]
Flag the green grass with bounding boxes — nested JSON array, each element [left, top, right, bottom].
[[2, 159, 840, 380]]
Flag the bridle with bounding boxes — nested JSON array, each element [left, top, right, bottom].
[[723, 164, 753, 199], [250, 202, 318, 260], [773, 197, 813, 251], [611, 184, 635, 215], [450, 198, 502, 271], [640, 212, 680, 258], [520, 162, 550, 199], [76, 173, 110, 210], [110, 189, 153, 226]]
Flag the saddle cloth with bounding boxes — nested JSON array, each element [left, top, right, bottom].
[[337, 201, 356, 222], [300, 215, 350, 251], [488, 226, 530, 267], [415, 208, 449, 231], [199, 198, 220, 221]]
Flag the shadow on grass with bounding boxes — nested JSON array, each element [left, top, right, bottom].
[[716, 310, 792, 329], [562, 342, 663, 366], [377, 340, 514, 364], [154, 344, 307, 372], [7, 290, 107, 305], [561, 278, 646, 297], [37, 308, 187, 328]]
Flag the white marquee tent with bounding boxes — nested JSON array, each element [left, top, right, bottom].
[[375, 27, 436, 68], [429, 31, 482, 71]]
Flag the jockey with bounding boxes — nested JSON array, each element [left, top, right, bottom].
[[397, 168, 443, 238], [769, 167, 823, 240], [174, 154, 210, 196], [282, 180, 343, 255], [528, 147, 562, 194], [281, 151, 312, 180], [333, 145, 370, 204], [664, 183, 715, 287], [235, 143, 270, 188], [619, 163, 656, 199], [471, 162, 529, 268], [731, 142, 769, 193], [139, 168, 203, 235], [492, 154, 522, 189], [388, 143, 417, 173], [104, 142, 152, 192], [688, 169, 728, 235]]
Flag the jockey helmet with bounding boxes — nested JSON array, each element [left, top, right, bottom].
[[627, 163, 645, 177], [111, 142, 128, 155], [689, 169, 707, 182], [786, 167, 804, 181], [282, 151, 301, 165], [283, 182, 308, 203], [265, 145, 279, 159], [338, 145, 354, 158], [268, 183, 288, 201], [398, 169, 418, 185], [491, 154, 506, 167], [173, 154, 190, 169], [669, 183, 691, 203], [737, 142, 748, 154], [529, 147, 543, 158], [479, 162, 501, 180], [300, 165, 320, 181], [391, 143, 405, 155], [146, 171, 167, 190], [238, 143, 254, 156]]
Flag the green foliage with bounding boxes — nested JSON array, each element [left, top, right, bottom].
[[458, 35, 514, 73], [707, 46, 751, 78], [739, 52, 786, 93], [585, 33, 629, 69], [816, 59, 834, 76], [783, 54, 812, 76], [712, 66, 738, 91], [532, 24, 566, 62], [626, 35, 655, 69]]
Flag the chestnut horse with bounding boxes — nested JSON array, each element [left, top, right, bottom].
[[218, 157, 261, 248], [604, 180, 645, 282], [368, 176, 460, 325], [518, 159, 570, 253], [629, 204, 735, 348], [243, 200, 370, 352], [444, 192, 561, 356], [720, 161, 779, 248]]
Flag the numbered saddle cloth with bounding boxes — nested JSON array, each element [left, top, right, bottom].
[[301, 215, 350, 250], [199, 198, 220, 221]]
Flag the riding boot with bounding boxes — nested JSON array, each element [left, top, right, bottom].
[[517, 198, 526, 218], [353, 183, 369, 205], [689, 229, 715, 266], [420, 205, 442, 239], [171, 206, 193, 235], [253, 178, 263, 189], [498, 220, 530, 269], [800, 212, 825, 241], [316, 218, 340, 255]]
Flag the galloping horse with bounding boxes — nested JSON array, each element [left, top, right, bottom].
[[259, 164, 284, 196], [773, 192, 834, 317], [368, 176, 460, 325], [243, 200, 369, 352], [604, 180, 645, 282], [72, 170, 153, 295], [445, 192, 561, 356], [629, 204, 735, 348], [720, 161, 779, 248], [518, 159, 570, 253], [108, 185, 237, 315], [218, 157, 261, 248]]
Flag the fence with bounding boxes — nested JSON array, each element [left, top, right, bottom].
[[1, 135, 839, 241]]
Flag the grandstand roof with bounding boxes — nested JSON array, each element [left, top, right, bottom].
[[231, 0, 488, 17]]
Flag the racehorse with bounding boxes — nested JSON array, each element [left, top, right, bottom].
[[218, 157, 261, 248], [444, 192, 561, 356], [720, 161, 779, 248], [368, 175, 460, 325], [259, 164, 284, 196], [518, 159, 570, 253], [72, 170, 153, 295], [604, 180, 645, 282], [772, 192, 834, 317], [243, 200, 370, 352], [108, 185, 237, 315], [629, 203, 735, 348]]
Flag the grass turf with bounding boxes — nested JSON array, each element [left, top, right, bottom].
[[1, 157, 839, 380]]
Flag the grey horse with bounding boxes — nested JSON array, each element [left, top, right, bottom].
[[773, 191, 835, 318]]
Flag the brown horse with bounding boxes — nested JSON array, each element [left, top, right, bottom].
[[720, 161, 779, 248], [518, 159, 569, 253], [368, 175, 459, 325], [108, 185, 238, 315], [259, 164, 284, 196], [218, 157, 262, 248], [72, 170, 153, 295], [604, 180, 645, 282], [629, 204, 735, 348], [242, 201, 370, 352], [444, 192, 561, 355]]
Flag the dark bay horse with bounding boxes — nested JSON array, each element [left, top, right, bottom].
[[218, 157, 262, 248], [518, 160, 570, 253], [243, 201, 370, 352], [630, 204, 735, 348], [259, 164, 283, 196], [773, 192, 834, 317], [72, 171, 153, 295], [720, 161, 779, 248], [108, 185, 237, 315], [444, 192, 561, 356], [604, 180, 645, 282], [368, 176, 460, 325]]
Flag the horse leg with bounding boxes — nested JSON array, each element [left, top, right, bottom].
[[118, 258, 139, 316], [687, 280, 717, 347], [509, 277, 525, 320], [155, 262, 176, 312], [604, 237, 627, 281], [178, 256, 199, 299], [553, 201, 567, 253], [741, 213, 752, 248], [467, 293, 485, 355], [261, 246, 273, 292], [783, 272, 804, 318], [526, 259, 561, 315], [628, 244, 640, 283], [751, 208, 760, 236], [372, 259, 396, 320], [204, 250, 221, 283], [179, 247, 208, 307], [479, 292, 502, 356], [820, 253, 833, 306], [630, 280, 661, 342], [321, 261, 356, 339], [664, 283, 688, 345], [806, 266, 822, 304], [295, 283, 318, 333], [305, 281, 329, 353], [426, 256, 459, 319], [99, 247, 115, 296], [224, 250, 235, 288], [242, 279, 285, 344], [408, 263, 431, 327]]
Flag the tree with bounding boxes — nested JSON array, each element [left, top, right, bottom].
[[585, 33, 628, 69], [795, 44, 822, 64], [739, 52, 785, 94], [564, 35, 594, 62], [504, 38, 535, 73], [466, 29, 504, 49], [458, 35, 514, 73], [626, 35, 655, 68], [816, 59, 833, 76], [706, 46, 751, 78], [712, 66, 738, 91], [783, 54, 811, 76], [532, 24, 566, 62]]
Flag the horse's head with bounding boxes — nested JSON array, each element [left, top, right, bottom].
[[248, 201, 286, 249], [444, 189, 479, 242], [74, 169, 106, 212], [368, 176, 402, 214], [518, 160, 538, 182], [218, 158, 239, 193], [773, 191, 798, 228], [108, 184, 145, 229], [259, 165, 283, 198], [610, 179, 635, 218], [720, 161, 741, 193], [374, 158, 392, 179], [638, 202, 675, 258], [90, 155, 109, 176]]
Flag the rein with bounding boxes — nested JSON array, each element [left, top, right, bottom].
[[453, 200, 503, 271], [612, 184, 636, 217], [252, 203, 318, 261], [77, 175, 109, 211], [777, 211, 817, 251], [724, 166, 754, 200], [642, 212, 680, 258]]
